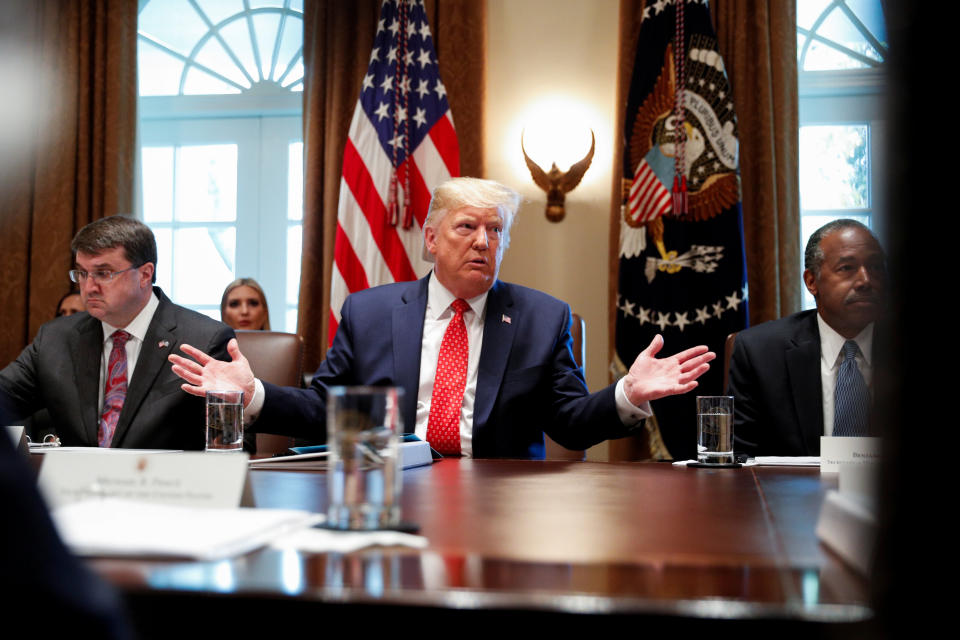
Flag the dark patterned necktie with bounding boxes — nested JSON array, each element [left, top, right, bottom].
[[426, 299, 470, 455], [834, 339, 869, 437], [99, 330, 130, 447]]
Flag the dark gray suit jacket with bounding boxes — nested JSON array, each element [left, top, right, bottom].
[[0, 288, 234, 450]]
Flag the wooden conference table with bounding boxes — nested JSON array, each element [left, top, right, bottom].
[[88, 459, 872, 633]]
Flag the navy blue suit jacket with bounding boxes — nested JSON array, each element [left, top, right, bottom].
[[258, 276, 630, 458]]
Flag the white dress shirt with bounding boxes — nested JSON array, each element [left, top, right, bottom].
[[817, 313, 873, 437], [97, 292, 160, 414], [414, 273, 487, 456]]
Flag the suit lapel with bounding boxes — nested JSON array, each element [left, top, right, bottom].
[[474, 281, 515, 434], [73, 317, 104, 445], [112, 292, 177, 447], [393, 277, 429, 433], [785, 312, 823, 455]]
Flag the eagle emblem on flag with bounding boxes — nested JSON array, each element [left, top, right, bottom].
[[623, 34, 741, 275]]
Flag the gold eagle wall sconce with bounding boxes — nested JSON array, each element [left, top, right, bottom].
[[521, 128, 595, 223]]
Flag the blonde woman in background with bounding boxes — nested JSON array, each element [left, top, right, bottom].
[[220, 278, 271, 331]]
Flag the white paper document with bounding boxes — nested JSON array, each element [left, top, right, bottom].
[[31, 447, 183, 454], [672, 459, 756, 466], [271, 528, 428, 554], [753, 456, 820, 467], [248, 451, 329, 467], [52, 499, 323, 561]]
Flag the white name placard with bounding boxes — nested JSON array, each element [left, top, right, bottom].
[[819, 436, 881, 474], [39, 451, 252, 509]]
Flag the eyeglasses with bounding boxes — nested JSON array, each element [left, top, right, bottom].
[[68, 265, 141, 285]]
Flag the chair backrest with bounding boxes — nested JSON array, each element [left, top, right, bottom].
[[235, 330, 304, 387], [570, 312, 585, 369], [543, 312, 587, 461], [235, 330, 304, 455], [723, 331, 738, 393]]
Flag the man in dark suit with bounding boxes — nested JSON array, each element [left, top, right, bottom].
[[0, 216, 234, 449], [728, 219, 885, 456], [171, 178, 715, 458]]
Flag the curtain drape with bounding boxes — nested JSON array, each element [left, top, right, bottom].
[[299, 0, 485, 372], [0, 0, 137, 365], [299, 0, 382, 375], [713, 0, 800, 323]]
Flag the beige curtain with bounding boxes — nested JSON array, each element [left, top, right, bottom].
[[299, 0, 485, 372], [0, 0, 137, 365]]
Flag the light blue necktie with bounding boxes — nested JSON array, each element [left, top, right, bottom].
[[833, 340, 869, 437]]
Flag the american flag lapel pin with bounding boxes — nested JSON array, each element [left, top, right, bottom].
[[158, 340, 170, 349], [502, 314, 511, 324]]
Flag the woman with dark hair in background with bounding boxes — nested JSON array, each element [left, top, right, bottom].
[[56, 290, 84, 317], [220, 278, 270, 331]]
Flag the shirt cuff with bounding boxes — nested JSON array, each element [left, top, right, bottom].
[[615, 377, 652, 425], [243, 378, 265, 425]]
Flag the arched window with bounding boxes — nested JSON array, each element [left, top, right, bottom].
[[797, 0, 887, 309], [137, 0, 304, 330]]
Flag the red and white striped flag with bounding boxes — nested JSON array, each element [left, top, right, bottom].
[[330, 0, 460, 344], [628, 158, 672, 224]]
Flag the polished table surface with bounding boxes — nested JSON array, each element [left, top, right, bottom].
[[89, 459, 871, 628]]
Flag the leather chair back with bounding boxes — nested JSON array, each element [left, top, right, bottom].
[[723, 331, 738, 394], [543, 313, 587, 461], [235, 330, 304, 455]]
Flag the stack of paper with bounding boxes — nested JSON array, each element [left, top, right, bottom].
[[754, 456, 820, 466], [52, 498, 323, 561]]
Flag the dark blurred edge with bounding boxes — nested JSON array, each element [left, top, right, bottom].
[[873, 2, 942, 635]]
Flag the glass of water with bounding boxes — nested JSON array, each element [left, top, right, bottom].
[[696, 396, 734, 464], [205, 390, 244, 452], [326, 387, 403, 530]]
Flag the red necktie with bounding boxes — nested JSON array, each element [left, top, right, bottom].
[[426, 299, 469, 455], [99, 330, 130, 448]]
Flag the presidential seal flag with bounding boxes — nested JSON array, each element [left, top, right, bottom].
[[617, 0, 747, 460], [331, 0, 460, 344]]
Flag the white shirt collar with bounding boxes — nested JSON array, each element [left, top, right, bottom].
[[817, 312, 873, 369], [426, 270, 489, 321], [101, 291, 160, 343]]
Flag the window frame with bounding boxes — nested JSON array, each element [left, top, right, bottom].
[[796, 3, 887, 310], [136, 0, 305, 331]]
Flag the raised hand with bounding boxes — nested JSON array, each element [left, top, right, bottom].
[[168, 338, 256, 408], [623, 334, 715, 406]]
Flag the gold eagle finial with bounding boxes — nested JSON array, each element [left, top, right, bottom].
[[521, 129, 595, 222]]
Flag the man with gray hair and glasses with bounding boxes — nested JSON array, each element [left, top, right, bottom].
[[171, 177, 715, 458], [0, 215, 234, 449]]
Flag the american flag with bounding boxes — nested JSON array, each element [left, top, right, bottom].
[[628, 157, 672, 224], [330, 0, 460, 344]]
